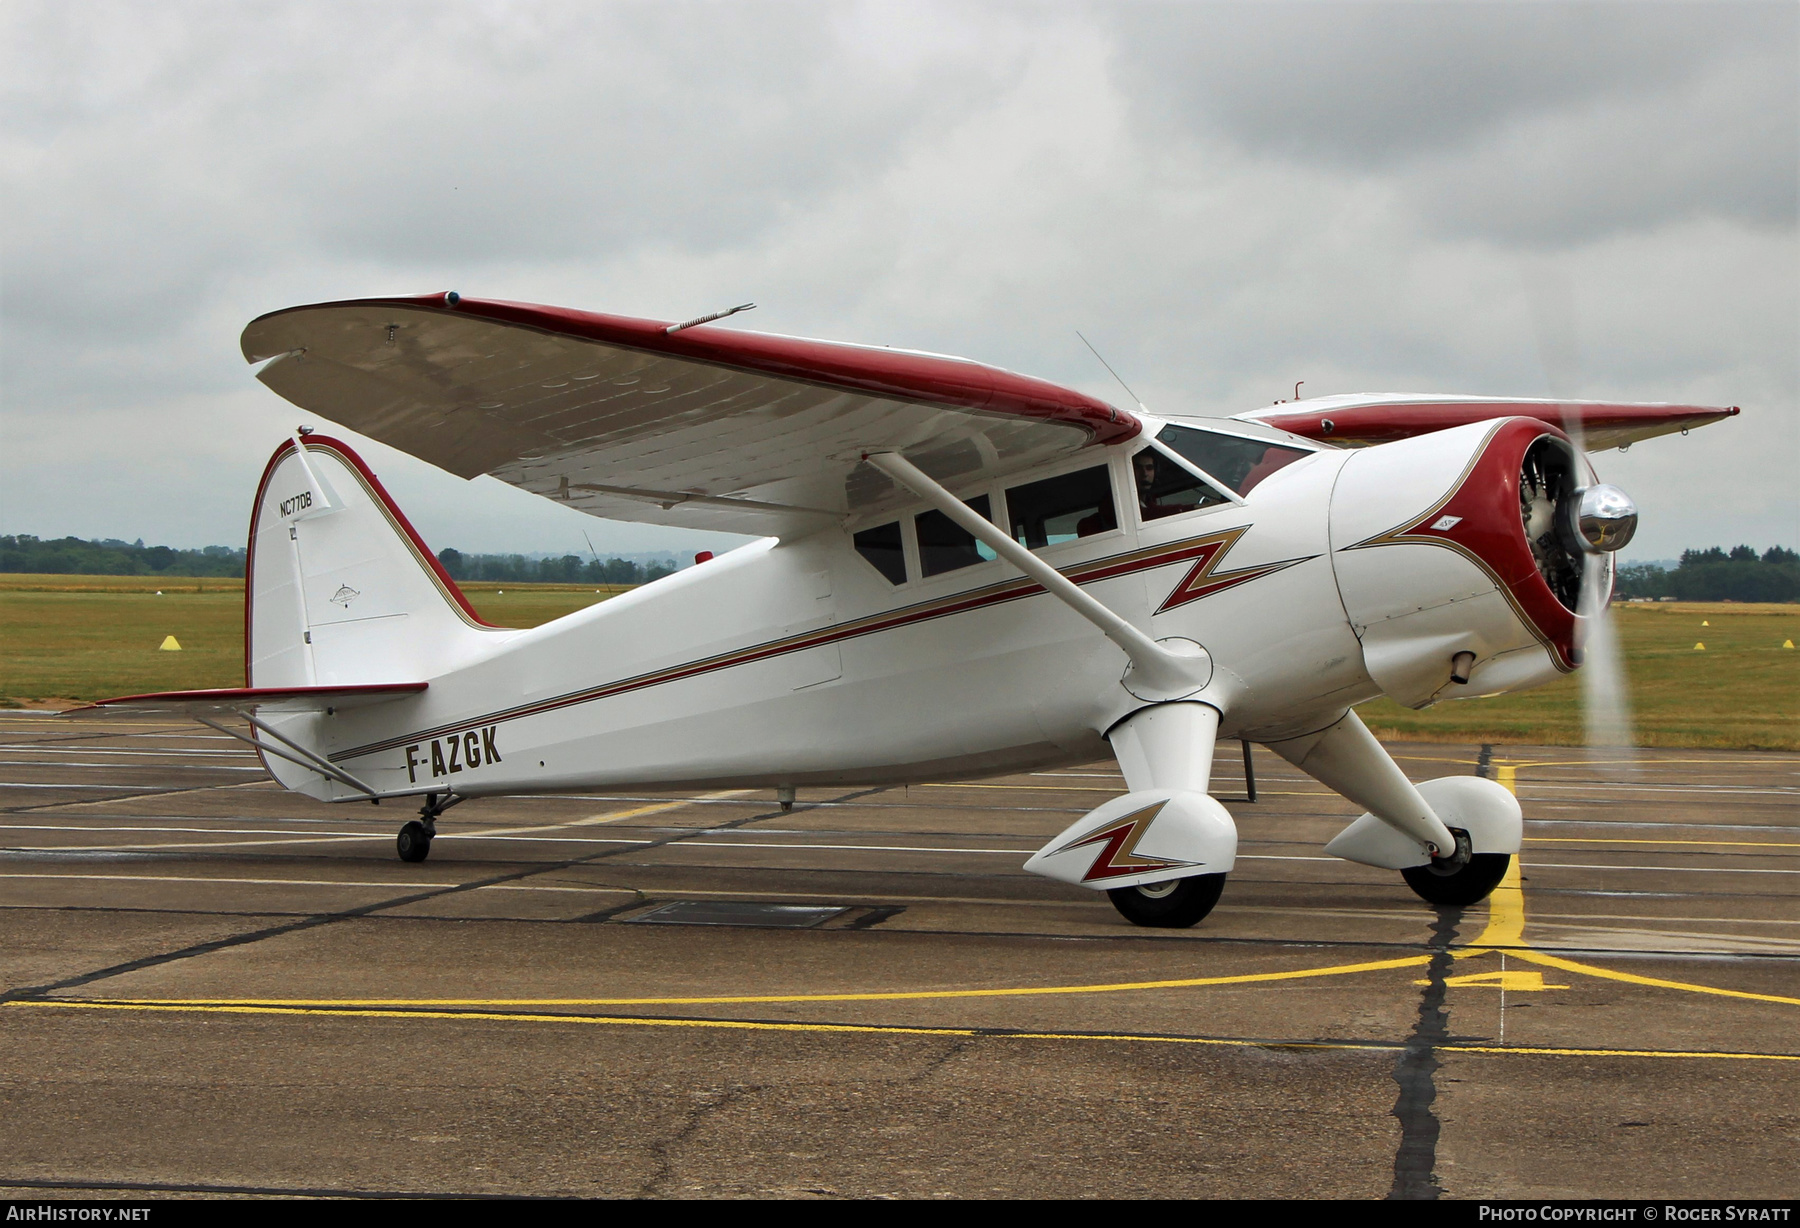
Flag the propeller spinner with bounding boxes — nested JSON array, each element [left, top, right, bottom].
[[1569, 483, 1638, 553]]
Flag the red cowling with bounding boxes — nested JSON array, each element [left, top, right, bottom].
[[1365, 418, 1583, 669]]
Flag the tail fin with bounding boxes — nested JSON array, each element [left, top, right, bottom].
[[246, 435, 509, 688]]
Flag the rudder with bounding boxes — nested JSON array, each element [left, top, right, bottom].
[[246, 435, 510, 688]]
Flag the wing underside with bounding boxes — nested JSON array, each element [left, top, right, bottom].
[[242, 295, 1139, 536]]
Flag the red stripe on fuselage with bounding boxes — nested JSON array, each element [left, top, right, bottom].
[[329, 527, 1316, 765]]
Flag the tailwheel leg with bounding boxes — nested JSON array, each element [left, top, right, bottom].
[[397, 792, 463, 863], [1107, 873, 1227, 928]]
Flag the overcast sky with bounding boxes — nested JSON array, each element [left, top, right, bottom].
[[3, 0, 1794, 562]]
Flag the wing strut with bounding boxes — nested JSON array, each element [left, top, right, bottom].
[[865, 452, 1211, 701], [195, 714, 380, 799]]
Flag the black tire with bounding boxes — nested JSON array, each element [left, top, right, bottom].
[[397, 820, 433, 863], [1402, 852, 1510, 907], [1107, 873, 1227, 928]]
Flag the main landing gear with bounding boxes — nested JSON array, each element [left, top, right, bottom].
[[1107, 873, 1228, 928], [1402, 852, 1512, 906], [397, 792, 463, 863], [1400, 827, 1511, 906]]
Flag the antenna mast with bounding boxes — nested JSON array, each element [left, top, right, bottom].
[[1076, 331, 1148, 413]]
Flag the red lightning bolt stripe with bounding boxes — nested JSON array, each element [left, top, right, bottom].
[[1057, 802, 1195, 883], [1155, 525, 1311, 614]]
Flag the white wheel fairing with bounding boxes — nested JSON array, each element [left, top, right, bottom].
[[1324, 775, 1523, 870], [1024, 789, 1238, 891]]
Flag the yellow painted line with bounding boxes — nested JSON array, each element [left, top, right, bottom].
[[1508, 756, 1800, 768], [1506, 949, 1800, 1007], [44, 954, 1436, 1009], [1434, 1043, 1798, 1063], [1464, 764, 1527, 951], [1464, 856, 1526, 950], [7, 791, 747, 859], [460, 790, 749, 839], [8, 999, 972, 1036], [1464, 762, 1799, 1005], [25, 792, 753, 853], [8, 1000, 1795, 1062], [1424, 970, 1568, 991], [1525, 837, 1800, 849]]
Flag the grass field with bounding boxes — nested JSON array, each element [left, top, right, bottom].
[[2, 575, 1795, 749], [0, 574, 623, 706], [1357, 601, 1799, 751]]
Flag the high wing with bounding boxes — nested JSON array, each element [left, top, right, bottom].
[[1235, 394, 1739, 449], [242, 294, 1139, 536]]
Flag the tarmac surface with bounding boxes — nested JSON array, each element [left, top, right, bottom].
[[0, 709, 1794, 1200]]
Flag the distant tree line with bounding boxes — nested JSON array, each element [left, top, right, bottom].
[[436, 548, 676, 586], [0, 534, 684, 586], [0, 535, 246, 577], [1617, 546, 1799, 602], [20, 532, 1786, 601]]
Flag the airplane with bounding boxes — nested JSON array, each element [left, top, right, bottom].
[[74, 292, 1739, 927]]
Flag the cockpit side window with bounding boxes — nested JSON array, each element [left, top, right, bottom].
[[852, 521, 907, 585], [1006, 465, 1116, 549], [1156, 425, 1311, 496], [916, 494, 998, 577], [1131, 447, 1232, 522]]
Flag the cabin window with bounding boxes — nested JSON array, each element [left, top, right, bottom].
[[916, 495, 997, 577], [852, 521, 908, 585], [1156, 425, 1311, 496], [1006, 465, 1116, 549], [1132, 447, 1231, 522]]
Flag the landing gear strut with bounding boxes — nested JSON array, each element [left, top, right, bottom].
[[397, 792, 463, 863]]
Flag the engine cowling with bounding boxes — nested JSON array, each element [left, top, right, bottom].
[[1328, 417, 1613, 708]]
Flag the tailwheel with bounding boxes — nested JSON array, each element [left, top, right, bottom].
[[1107, 873, 1227, 928], [1402, 852, 1511, 907], [396, 819, 433, 863]]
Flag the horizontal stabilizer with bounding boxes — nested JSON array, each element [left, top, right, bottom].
[[67, 683, 427, 719]]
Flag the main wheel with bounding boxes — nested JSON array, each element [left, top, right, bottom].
[[1107, 873, 1227, 928], [1402, 852, 1510, 906], [396, 820, 433, 863]]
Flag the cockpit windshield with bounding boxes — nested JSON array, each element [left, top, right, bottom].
[[1156, 425, 1312, 496], [1131, 447, 1231, 522]]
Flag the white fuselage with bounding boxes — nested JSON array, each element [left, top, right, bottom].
[[270, 419, 1359, 800], [266, 414, 1566, 803]]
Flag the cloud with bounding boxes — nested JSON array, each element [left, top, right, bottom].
[[1, 0, 1793, 563], [1115, 1, 1796, 243]]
